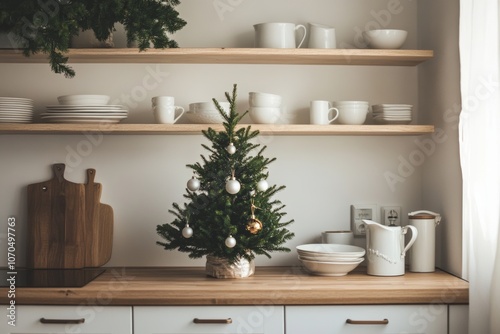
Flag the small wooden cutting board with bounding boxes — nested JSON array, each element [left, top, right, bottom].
[[84, 169, 113, 267]]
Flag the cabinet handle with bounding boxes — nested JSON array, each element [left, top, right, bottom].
[[346, 318, 389, 325], [40, 317, 85, 324], [193, 318, 232, 324]]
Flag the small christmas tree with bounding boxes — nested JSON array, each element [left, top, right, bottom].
[[156, 84, 294, 276]]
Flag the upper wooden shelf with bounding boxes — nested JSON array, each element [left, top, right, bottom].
[[0, 48, 433, 66], [0, 123, 434, 136]]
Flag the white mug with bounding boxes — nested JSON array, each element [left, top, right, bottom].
[[321, 231, 354, 245], [254, 22, 307, 48], [308, 23, 336, 48], [310, 100, 339, 125], [153, 105, 185, 124], [152, 96, 175, 106]]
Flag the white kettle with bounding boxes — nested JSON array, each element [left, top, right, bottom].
[[363, 220, 418, 276]]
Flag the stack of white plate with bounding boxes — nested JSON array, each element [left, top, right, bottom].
[[297, 244, 365, 276], [372, 104, 413, 124], [42, 95, 128, 124], [0, 97, 34, 123]]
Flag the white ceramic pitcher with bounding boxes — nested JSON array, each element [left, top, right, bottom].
[[363, 220, 418, 276]]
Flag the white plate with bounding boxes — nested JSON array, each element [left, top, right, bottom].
[[0, 103, 34, 108], [41, 114, 127, 119], [372, 104, 413, 108], [298, 255, 364, 262], [0, 97, 33, 103], [0, 119, 32, 123], [42, 112, 127, 117], [57, 95, 110, 105], [296, 244, 366, 256], [42, 118, 122, 124], [46, 105, 124, 110], [0, 109, 33, 114]]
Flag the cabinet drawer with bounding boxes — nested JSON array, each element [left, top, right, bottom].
[[134, 306, 284, 334], [1, 305, 132, 334], [286, 305, 447, 334]]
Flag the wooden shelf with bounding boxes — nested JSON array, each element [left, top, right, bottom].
[[0, 123, 434, 136], [0, 48, 433, 66]]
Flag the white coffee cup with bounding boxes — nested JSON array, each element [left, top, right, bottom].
[[321, 231, 354, 245], [152, 96, 175, 106], [254, 23, 307, 48], [310, 100, 339, 125], [308, 23, 336, 48], [153, 105, 185, 124]]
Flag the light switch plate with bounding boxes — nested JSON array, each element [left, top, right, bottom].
[[350, 204, 377, 237]]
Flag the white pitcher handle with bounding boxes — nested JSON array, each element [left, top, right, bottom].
[[408, 210, 442, 226], [295, 24, 307, 48], [402, 225, 418, 257]]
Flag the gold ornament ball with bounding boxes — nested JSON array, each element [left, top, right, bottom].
[[246, 218, 263, 234]]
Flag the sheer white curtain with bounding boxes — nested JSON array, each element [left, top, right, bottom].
[[459, 1, 500, 333]]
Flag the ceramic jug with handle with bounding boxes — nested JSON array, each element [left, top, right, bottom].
[[363, 220, 418, 276]]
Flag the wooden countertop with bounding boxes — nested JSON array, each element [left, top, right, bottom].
[[0, 266, 468, 306]]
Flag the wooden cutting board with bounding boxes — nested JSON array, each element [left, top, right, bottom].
[[84, 169, 113, 267], [27, 163, 86, 269]]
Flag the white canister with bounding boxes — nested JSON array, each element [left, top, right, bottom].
[[408, 210, 442, 272]]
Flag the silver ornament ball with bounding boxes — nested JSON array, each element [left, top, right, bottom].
[[225, 235, 236, 248], [187, 177, 200, 191], [182, 224, 193, 238], [226, 143, 236, 155], [257, 179, 269, 192], [226, 178, 241, 194]]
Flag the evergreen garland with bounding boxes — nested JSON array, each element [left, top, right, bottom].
[[0, 0, 186, 78], [156, 84, 295, 264]]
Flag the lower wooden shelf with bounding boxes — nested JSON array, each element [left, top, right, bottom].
[[0, 123, 434, 136]]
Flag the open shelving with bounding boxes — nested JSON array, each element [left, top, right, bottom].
[[0, 48, 434, 135], [0, 123, 434, 136]]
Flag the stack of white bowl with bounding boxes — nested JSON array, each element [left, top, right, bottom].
[[42, 95, 128, 124], [331, 101, 370, 125], [249, 92, 282, 124], [0, 97, 34, 123], [297, 243, 365, 276], [185, 101, 230, 124], [372, 104, 413, 124]]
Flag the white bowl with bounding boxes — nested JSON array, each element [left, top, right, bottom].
[[362, 29, 408, 49], [332, 100, 369, 106], [249, 92, 282, 108], [249, 106, 281, 124], [184, 110, 226, 124], [57, 95, 110, 105], [189, 101, 230, 114], [300, 258, 363, 276], [334, 105, 369, 125]]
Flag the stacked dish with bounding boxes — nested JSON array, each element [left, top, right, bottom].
[[0, 97, 34, 123], [297, 243, 365, 276], [185, 101, 230, 124], [372, 104, 413, 124], [42, 95, 128, 124]]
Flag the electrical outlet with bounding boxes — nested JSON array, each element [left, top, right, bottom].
[[381, 206, 402, 226], [351, 204, 377, 237]]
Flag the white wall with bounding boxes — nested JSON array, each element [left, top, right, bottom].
[[0, 0, 436, 268], [418, 0, 462, 277]]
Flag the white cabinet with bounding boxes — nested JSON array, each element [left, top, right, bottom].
[[285, 305, 447, 334], [449, 305, 469, 334], [0, 305, 132, 334], [134, 306, 284, 334]]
